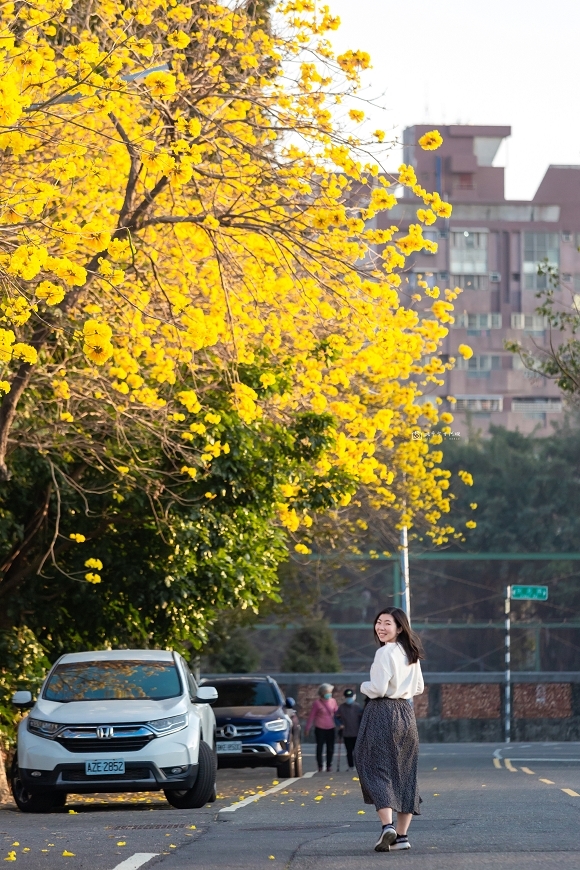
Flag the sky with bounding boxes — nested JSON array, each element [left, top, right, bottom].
[[326, 0, 580, 201]]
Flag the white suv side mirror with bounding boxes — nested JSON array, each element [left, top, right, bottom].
[[12, 691, 33, 708], [195, 686, 218, 704]]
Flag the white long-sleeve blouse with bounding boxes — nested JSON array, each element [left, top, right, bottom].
[[360, 641, 424, 700]]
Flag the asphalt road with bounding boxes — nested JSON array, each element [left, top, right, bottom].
[[1, 742, 579, 868]]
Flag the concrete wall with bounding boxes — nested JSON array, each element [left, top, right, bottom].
[[202, 671, 580, 742]]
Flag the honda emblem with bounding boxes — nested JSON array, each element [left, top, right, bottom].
[[96, 726, 114, 739]]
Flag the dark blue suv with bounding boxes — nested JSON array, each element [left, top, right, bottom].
[[200, 676, 302, 778]]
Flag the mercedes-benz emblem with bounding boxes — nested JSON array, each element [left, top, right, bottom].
[[223, 724, 238, 739], [96, 726, 114, 739]]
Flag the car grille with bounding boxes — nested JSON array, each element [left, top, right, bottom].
[[56, 725, 154, 754], [61, 766, 153, 782], [217, 724, 263, 739], [57, 737, 152, 753]]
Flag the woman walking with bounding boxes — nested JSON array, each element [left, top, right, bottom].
[[337, 689, 362, 771], [305, 683, 338, 772], [354, 607, 425, 852]]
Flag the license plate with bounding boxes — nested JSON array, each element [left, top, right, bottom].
[[85, 759, 125, 775], [216, 741, 242, 754]]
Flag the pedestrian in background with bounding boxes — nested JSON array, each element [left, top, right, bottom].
[[305, 683, 338, 772], [336, 688, 362, 771], [354, 607, 424, 853]]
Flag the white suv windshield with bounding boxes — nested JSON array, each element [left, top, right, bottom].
[[44, 660, 182, 702]]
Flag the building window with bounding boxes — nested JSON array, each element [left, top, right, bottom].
[[450, 275, 488, 290], [456, 354, 502, 374], [510, 313, 547, 332], [454, 313, 502, 329], [523, 232, 559, 290], [409, 271, 436, 288], [450, 231, 488, 275], [454, 396, 503, 412], [422, 230, 438, 254], [457, 173, 474, 190], [512, 398, 562, 413]]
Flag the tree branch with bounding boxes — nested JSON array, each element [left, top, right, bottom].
[[0, 482, 53, 575], [108, 112, 140, 229]]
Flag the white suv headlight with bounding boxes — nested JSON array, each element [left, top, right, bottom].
[[264, 718, 288, 732], [28, 718, 60, 739], [147, 714, 188, 735]]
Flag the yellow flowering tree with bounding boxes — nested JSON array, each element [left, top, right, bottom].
[[0, 0, 462, 613]]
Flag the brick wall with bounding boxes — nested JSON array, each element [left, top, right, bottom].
[[206, 673, 580, 742], [514, 683, 571, 719], [414, 686, 429, 718], [441, 683, 501, 719]]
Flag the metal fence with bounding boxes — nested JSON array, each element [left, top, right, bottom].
[[252, 553, 580, 673]]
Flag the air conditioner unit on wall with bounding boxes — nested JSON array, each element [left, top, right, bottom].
[[490, 272, 501, 283]]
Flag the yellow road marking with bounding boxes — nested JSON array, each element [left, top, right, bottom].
[[493, 758, 502, 769], [504, 759, 517, 772], [539, 778, 555, 784], [561, 788, 580, 797], [521, 767, 535, 775]]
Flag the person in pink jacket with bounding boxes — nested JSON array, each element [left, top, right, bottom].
[[305, 683, 339, 772]]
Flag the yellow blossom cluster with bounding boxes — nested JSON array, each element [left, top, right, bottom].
[[0, 0, 467, 546]]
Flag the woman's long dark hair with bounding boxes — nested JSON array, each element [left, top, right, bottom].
[[373, 607, 425, 664]]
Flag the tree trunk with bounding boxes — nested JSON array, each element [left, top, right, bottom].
[[0, 748, 13, 804]]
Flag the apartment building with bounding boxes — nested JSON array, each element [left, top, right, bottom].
[[381, 124, 580, 435]]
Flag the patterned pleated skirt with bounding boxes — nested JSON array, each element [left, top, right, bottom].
[[354, 697, 421, 814]]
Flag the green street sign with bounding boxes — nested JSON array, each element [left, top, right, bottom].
[[511, 585, 548, 601]]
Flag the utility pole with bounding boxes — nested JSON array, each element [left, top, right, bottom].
[[400, 526, 411, 618], [504, 585, 511, 743]]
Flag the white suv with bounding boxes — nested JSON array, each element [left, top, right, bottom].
[[10, 649, 218, 813]]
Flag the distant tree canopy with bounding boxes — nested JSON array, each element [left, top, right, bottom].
[[282, 619, 341, 673], [440, 422, 580, 553], [203, 629, 260, 675]]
